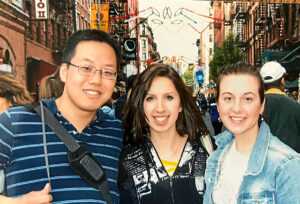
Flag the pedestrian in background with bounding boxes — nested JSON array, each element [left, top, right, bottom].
[[114, 74, 137, 120], [209, 96, 222, 135], [38, 68, 64, 100], [260, 61, 300, 152], [0, 71, 33, 195], [118, 64, 213, 204], [291, 90, 298, 101], [102, 98, 115, 117], [0, 71, 33, 114], [196, 92, 208, 116], [205, 62, 300, 204], [0, 29, 123, 203]]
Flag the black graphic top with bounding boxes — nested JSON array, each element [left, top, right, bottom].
[[118, 138, 208, 204]]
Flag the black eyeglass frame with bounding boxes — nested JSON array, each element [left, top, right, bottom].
[[64, 62, 118, 80]]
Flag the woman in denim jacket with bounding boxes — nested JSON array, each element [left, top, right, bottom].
[[204, 62, 300, 204]]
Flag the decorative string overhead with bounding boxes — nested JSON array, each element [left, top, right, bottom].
[[109, 6, 228, 35]]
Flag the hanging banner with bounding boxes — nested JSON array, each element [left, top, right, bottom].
[[35, 0, 48, 20], [195, 70, 204, 84], [91, 3, 109, 32], [123, 38, 137, 60]]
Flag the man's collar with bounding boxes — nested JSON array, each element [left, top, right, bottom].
[[265, 88, 285, 95]]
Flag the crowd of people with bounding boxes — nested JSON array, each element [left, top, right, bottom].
[[0, 29, 300, 203]]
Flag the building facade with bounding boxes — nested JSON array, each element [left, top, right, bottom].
[[224, 2, 300, 90]]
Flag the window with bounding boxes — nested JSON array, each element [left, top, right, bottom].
[[209, 34, 213, 43], [142, 39, 146, 48], [63, 27, 66, 45], [36, 21, 40, 43], [51, 20, 55, 49], [209, 48, 213, 55], [209, 8, 213, 16], [81, 16, 85, 30], [87, 0, 90, 10], [57, 24, 61, 48], [142, 25, 146, 35], [76, 13, 80, 31], [43, 21, 48, 47], [25, 1, 33, 39], [142, 53, 147, 61]]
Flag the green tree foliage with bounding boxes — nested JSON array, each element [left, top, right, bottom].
[[181, 70, 194, 87], [209, 33, 244, 82]]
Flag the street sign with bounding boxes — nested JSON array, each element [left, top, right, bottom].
[[123, 38, 137, 60]]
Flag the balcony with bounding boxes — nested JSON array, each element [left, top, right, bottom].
[[224, 20, 233, 26], [235, 11, 248, 20], [265, 20, 299, 49]]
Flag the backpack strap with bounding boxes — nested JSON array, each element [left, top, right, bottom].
[[199, 134, 214, 156]]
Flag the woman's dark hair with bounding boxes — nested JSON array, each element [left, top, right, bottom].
[[0, 71, 33, 106], [216, 62, 265, 104], [122, 64, 209, 146]]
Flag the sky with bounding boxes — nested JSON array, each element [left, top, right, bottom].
[[138, 0, 213, 63]]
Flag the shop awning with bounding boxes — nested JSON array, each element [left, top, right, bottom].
[[261, 50, 289, 64], [202, 88, 216, 94]]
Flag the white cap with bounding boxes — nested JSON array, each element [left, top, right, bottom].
[[260, 61, 286, 83]]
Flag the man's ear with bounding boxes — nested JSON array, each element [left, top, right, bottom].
[[280, 77, 285, 91], [60, 64, 67, 83]]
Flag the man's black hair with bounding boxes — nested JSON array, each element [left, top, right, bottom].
[[264, 76, 283, 90], [126, 74, 137, 92], [62, 30, 121, 72]]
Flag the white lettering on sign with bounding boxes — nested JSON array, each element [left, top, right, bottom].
[[35, 0, 48, 20]]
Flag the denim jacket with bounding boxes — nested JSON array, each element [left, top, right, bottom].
[[204, 122, 300, 204]]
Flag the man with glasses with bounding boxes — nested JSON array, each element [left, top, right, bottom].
[[0, 30, 123, 203]]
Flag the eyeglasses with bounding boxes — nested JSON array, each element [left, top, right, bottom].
[[65, 62, 117, 80]]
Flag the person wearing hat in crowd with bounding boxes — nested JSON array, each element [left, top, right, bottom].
[[291, 90, 299, 102], [260, 61, 300, 152]]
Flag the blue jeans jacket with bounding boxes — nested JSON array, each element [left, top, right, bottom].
[[204, 122, 300, 204]]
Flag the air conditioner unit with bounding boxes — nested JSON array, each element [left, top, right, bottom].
[[63, 19, 68, 28], [56, 15, 62, 24], [50, 9, 55, 20]]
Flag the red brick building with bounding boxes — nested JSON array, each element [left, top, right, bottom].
[[0, 0, 76, 99]]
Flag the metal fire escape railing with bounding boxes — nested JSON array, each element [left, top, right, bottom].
[[254, 3, 267, 63], [235, 2, 248, 47], [265, 4, 284, 48]]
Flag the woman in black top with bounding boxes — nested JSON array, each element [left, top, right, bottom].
[[118, 64, 213, 204]]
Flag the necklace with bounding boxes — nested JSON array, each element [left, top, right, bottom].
[[151, 135, 187, 161]]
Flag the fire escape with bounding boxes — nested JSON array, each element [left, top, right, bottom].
[[265, 3, 284, 49], [254, 3, 266, 65], [235, 3, 248, 48]]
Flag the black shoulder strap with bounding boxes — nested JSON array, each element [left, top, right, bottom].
[[30, 102, 80, 152], [26, 101, 113, 204]]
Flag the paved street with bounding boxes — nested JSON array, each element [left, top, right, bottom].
[[202, 112, 215, 136], [202, 112, 227, 137]]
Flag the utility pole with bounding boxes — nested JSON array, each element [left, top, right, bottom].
[[97, 0, 101, 30]]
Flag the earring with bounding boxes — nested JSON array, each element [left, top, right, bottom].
[[260, 114, 264, 122]]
